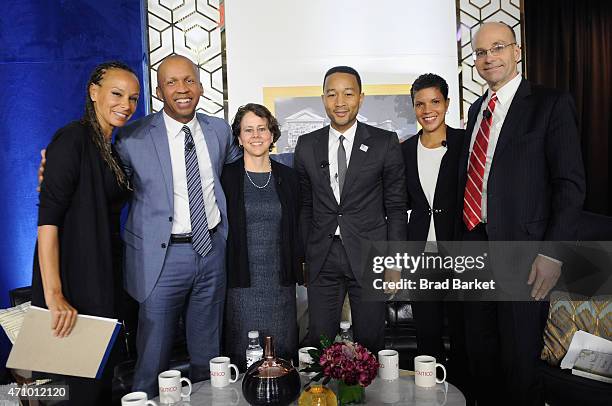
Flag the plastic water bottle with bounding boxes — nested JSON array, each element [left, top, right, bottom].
[[337, 321, 353, 343], [246, 330, 263, 369]]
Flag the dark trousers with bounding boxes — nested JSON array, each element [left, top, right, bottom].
[[412, 300, 473, 405], [464, 301, 548, 406], [307, 238, 386, 352], [463, 223, 549, 406]]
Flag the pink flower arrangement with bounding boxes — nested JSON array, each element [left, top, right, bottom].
[[318, 341, 379, 387]]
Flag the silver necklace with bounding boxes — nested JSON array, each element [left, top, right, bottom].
[[245, 160, 272, 189]]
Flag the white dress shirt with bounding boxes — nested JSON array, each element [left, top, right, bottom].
[[417, 137, 446, 251], [328, 121, 357, 235], [468, 73, 522, 222], [328, 121, 357, 203], [468, 74, 561, 264], [163, 111, 220, 234]]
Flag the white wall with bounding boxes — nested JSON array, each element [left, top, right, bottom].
[[225, 0, 460, 127]]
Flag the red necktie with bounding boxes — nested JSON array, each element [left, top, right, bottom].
[[463, 93, 498, 230]]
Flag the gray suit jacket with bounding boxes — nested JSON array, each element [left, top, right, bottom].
[[294, 122, 407, 282], [115, 111, 240, 303]]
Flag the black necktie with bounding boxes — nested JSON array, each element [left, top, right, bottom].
[[337, 135, 347, 196]]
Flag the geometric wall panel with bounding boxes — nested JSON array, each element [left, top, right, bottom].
[[457, 0, 525, 119], [146, 0, 226, 118]]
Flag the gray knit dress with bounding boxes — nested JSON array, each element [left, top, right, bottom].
[[224, 171, 298, 371]]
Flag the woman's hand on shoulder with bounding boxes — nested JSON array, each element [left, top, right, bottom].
[[45, 292, 78, 338], [36, 149, 46, 192]]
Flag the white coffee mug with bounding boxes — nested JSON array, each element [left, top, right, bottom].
[[414, 355, 446, 388], [210, 356, 239, 387], [298, 346, 317, 375], [378, 349, 399, 381], [158, 369, 192, 404], [121, 391, 158, 406]]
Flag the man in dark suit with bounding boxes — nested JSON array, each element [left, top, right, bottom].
[[294, 66, 407, 352], [458, 23, 585, 405]]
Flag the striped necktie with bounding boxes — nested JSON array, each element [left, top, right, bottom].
[[183, 125, 212, 256], [463, 93, 498, 231]]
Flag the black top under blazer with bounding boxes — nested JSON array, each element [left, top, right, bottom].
[[221, 157, 304, 288], [402, 126, 464, 243]]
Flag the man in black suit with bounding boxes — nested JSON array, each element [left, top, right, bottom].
[[294, 66, 407, 352], [458, 22, 585, 405]]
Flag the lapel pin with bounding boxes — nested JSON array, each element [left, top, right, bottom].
[[360, 144, 369, 152]]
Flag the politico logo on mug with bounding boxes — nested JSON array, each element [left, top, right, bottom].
[[209, 356, 239, 388], [157, 370, 192, 404], [378, 349, 399, 381], [414, 355, 446, 388]]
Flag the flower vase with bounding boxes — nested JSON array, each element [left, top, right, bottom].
[[337, 381, 365, 405]]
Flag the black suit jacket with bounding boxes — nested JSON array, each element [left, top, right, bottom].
[[457, 78, 585, 244], [294, 122, 407, 282], [33, 121, 127, 318], [221, 157, 304, 288], [402, 126, 464, 243]]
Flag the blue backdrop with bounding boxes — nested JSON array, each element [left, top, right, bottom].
[[0, 0, 147, 372]]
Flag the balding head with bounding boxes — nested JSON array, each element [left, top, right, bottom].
[[155, 54, 203, 123], [472, 22, 521, 91], [473, 22, 516, 46], [157, 54, 199, 84]]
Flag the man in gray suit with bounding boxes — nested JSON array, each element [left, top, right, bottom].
[[115, 55, 240, 397], [294, 66, 407, 352]]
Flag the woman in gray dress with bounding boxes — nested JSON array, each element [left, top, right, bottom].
[[222, 103, 304, 370]]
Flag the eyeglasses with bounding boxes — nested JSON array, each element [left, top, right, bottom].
[[242, 127, 270, 136], [472, 43, 516, 61]]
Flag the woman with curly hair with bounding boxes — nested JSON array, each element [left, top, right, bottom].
[[33, 61, 139, 404]]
